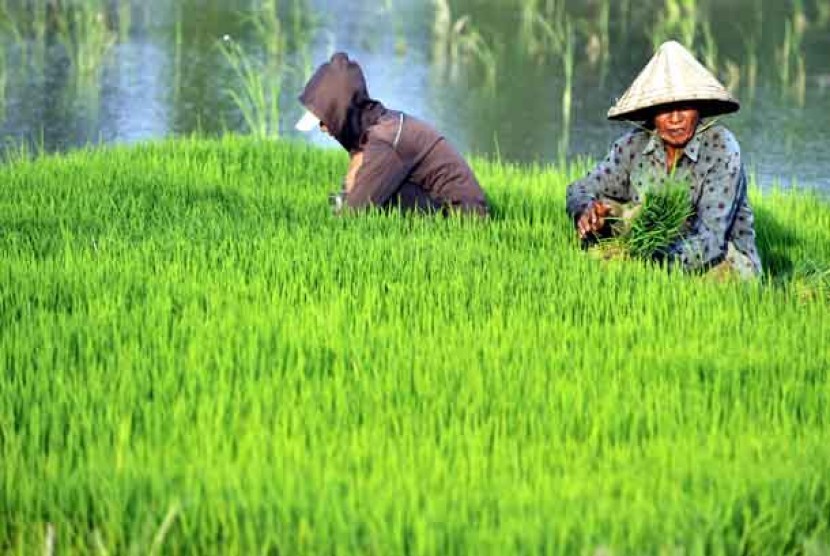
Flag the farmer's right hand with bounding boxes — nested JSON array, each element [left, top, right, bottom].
[[578, 200, 612, 239], [329, 191, 346, 215]]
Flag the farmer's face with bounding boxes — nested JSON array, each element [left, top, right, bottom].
[[654, 107, 700, 148]]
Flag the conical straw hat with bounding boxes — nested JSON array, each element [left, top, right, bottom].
[[608, 41, 739, 121]]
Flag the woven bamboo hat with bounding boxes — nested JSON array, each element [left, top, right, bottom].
[[608, 41, 739, 121]]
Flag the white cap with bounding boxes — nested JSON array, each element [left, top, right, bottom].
[[295, 109, 321, 132]]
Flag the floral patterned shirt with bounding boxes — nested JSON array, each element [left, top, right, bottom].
[[566, 125, 762, 273]]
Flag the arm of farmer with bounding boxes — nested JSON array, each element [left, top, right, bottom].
[[330, 151, 364, 214], [343, 139, 409, 210], [666, 134, 743, 271], [566, 134, 635, 238]]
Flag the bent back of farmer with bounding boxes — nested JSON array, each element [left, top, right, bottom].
[[297, 53, 489, 216], [566, 41, 762, 279]]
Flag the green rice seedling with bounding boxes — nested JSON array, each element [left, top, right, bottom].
[[0, 137, 829, 553], [789, 259, 830, 303], [606, 174, 695, 260]]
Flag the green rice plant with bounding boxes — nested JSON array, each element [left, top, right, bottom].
[[0, 137, 828, 553], [218, 36, 281, 138], [607, 174, 695, 260], [789, 259, 830, 303]]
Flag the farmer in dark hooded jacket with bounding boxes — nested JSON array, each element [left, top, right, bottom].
[[296, 52, 489, 216]]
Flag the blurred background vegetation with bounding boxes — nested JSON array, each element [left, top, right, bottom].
[[0, 0, 828, 190]]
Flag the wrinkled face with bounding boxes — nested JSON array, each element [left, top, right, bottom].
[[654, 107, 700, 148]]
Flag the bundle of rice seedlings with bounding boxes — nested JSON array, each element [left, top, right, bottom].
[[790, 259, 830, 303], [609, 175, 694, 261]]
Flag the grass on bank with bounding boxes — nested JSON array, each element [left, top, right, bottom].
[[1, 136, 829, 554]]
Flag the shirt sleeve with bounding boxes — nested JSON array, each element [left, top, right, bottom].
[[344, 139, 410, 210], [669, 130, 744, 271], [566, 134, 635, 223]]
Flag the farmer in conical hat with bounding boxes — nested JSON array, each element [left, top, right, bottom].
[[566, 41, 761, 278], [296, 52, 489, 216]]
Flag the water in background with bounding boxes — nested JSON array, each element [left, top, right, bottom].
[[1, 0, 828, 191]]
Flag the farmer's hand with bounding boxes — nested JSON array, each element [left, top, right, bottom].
[[577, 200, 612, 239], [329, 191, 346, 215], [344, 151, 364, 193]]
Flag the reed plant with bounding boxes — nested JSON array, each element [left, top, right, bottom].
[[777, 13, 807, 106], [652, 0, 698, 50], [1, 136, 829, 553], [432, 0, 497, 90], [741, 32, 759, 102], [55, 0, 116, 85], [246, 0, 286, 69], [0, 0, 48, 67], [519, 0, 568, 63], [219, 36, 281, 138], [288, 0, 317, 79], [116, 0, 131, 42], [556, 20, 574, 164], [818, 0, 830, 26], [0, 37, 5, 122]]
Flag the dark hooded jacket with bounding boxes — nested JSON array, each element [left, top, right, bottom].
[[299, 53, 489, 216]]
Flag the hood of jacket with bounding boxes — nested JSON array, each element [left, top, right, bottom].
[[298, 52, 386, 152]]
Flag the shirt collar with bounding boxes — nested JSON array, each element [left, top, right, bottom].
[[641, 130, 702, 163]]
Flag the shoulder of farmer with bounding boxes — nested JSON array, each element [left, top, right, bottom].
[[612, 129, 650, 158], [567, 131, 645, 193], [594, 130, 649, 175], [365, 112, 398, 146], [364, 111, 411, 148], [700, 124, 741, 157], [357, 118, 405, 170]]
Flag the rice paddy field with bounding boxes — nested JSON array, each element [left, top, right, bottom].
[[1, 136, 829, 554]]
